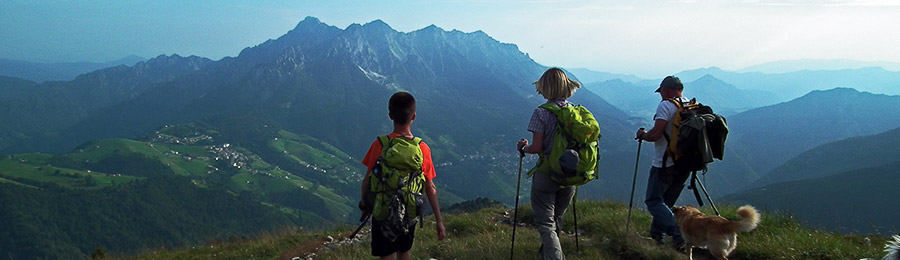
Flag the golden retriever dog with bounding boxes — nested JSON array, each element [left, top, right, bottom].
[[672, 205, 760, 260]]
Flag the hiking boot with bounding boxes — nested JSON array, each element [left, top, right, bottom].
[[672, 236, 686, 251], [537, 244, 543, 260], [650, 233, 665, 245]]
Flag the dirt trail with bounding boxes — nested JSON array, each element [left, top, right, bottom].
[[276, 228, 370, 260]]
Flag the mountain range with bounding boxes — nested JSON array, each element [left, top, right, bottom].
[[670, 66, 900, 102], [736, 59, 900, 74], [582, 74, 773, 119], [0, 55, 145, 82], [2, 16, 899, 258], [723, 88, 900, 177], [0, 17, 637, 258]]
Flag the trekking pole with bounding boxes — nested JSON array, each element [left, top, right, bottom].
[[693, 174, 720, 216], [510, 140, 526, 260], [573, 187, 580, 252], [625, 128, 644, 234], [348, 214, 370, 239]]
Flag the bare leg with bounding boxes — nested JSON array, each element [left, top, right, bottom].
[[397, 251, 410, 260]]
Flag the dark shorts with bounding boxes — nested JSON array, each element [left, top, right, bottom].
[[371, 219, 416, 256]]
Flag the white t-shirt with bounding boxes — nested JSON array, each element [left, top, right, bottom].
[[652, 97, 691, 168]]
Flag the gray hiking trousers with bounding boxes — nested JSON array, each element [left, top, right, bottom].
[[531, 171, 576, 260]]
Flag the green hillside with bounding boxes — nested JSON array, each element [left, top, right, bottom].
[[722, 161, 900, 235], [0, 175, 295, 259], [123, 200, 890, 260], [0, 122, 376, 259]]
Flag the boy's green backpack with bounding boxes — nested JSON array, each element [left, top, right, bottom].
[[367, 135, 426, 242], [530, 102, 602, 186]]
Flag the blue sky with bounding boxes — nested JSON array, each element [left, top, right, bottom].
[[2, 0, 899, 77]]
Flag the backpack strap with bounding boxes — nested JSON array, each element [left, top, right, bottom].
[[660, 97, 695, 169], [534, 102, 572, 177], [538, 102, 577, 143], [539, 102, 561, 116], [661, 99, 680, 169], [663, 98, 688, 110], [378, 135, 391, 155]]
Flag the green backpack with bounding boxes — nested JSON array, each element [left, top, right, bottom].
[[529, 102, 601, 186], [367, 135, 426, 241]]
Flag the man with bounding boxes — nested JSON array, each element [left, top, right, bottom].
[[635, 76, 690, 248]]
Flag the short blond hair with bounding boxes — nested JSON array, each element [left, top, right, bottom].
[[534, 68, 580, 100]]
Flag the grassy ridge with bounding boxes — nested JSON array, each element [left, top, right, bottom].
[[124, 200, 889, 260]]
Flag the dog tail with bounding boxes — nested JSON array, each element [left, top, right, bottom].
[[884, 235, 900, 260], [730, 205, 760, 233]]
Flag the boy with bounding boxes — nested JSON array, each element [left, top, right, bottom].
[[360, 91, 446, 260]]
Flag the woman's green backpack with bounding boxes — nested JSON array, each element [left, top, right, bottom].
[[367, 135, 426, 241], [530, 102, 601, 186]]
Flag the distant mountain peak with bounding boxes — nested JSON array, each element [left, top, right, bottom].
[[358, 19, 396, 34], [417, 24, 443, 33], [691, 74, 730, 85], [297, 16, 322, 26], [801, 87, 865, 99], [290, 16, 332, 33], [696, 74, 721, 81], [808, 87, 860, 95]]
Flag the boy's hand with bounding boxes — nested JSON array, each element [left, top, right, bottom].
[[436, 221, 446, 241], [358, 200, 371, 216]]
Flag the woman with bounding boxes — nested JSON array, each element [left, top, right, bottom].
[[516, 67, 581, 260]]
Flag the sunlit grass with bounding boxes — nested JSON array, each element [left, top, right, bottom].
[[122, 200, 889, 260]]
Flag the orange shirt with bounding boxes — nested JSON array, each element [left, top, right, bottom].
[[361, 133, 436, 180]]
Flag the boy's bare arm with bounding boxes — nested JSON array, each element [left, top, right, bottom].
[[425, 178, 445, 240], [359, 173, 369, 214]]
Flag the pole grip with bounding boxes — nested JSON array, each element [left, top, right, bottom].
[[518, 139, 526, 158]]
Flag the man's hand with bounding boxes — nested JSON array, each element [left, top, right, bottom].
[[635, 128, 647, 140], [516, 139, 528, 152]]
